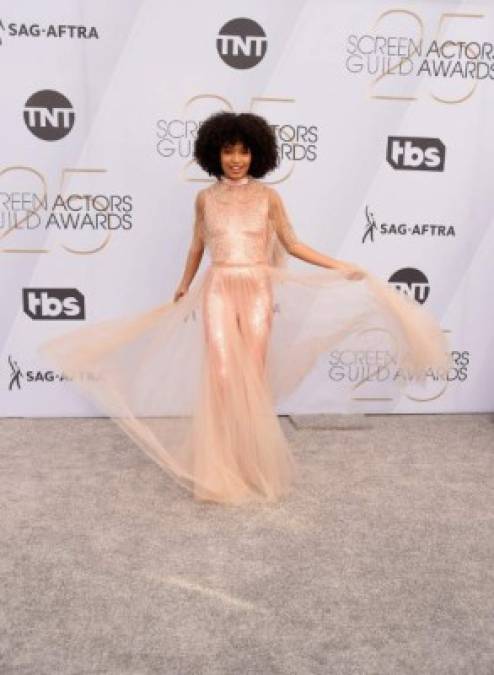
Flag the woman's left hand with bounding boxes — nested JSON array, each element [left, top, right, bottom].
[[336, 262, 367, 281]]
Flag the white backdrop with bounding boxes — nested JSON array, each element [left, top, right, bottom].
[[1, 0, 492, 416]]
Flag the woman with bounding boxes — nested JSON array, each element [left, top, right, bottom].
[[38, 111, 452, 505]]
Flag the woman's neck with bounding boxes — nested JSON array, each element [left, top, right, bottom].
[[220, 174, 250, 185]]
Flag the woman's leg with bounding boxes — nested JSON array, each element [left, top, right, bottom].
[[195, 268, 290, 502], [202, 272, 236, 394], [237, 272, 274, 381], [233, 271, 293, 498]]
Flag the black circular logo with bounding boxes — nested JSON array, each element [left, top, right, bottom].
[[217, 18, 267, 69], [388, 267, 430, 304], [24, 89, 75, 141]]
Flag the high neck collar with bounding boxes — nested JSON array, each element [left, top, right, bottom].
[[219, 174, 251, 186]]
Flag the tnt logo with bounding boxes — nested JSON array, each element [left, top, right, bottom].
[[388, 268, 430, 304], [216, 18, 267, 69], [24, 89, 75, 140], [386, 136, 445, 172], [23, 288, 85, 320]]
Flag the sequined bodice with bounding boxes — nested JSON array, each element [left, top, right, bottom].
[[202, 176, 271, 264]]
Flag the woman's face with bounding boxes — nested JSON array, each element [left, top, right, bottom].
[[220, 141, 252, 181]]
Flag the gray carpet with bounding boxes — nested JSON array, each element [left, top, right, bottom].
[[1, 414, 493, 675]]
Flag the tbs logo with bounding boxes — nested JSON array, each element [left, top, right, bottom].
[[23, 288, 85, 320], [387, 136, 445, 172]]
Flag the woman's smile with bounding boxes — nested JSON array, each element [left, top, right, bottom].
[[220, 140, 252, 181]]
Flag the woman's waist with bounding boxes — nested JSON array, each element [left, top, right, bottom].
[[206, 239, 269, 267], [211, 259, 269, 268]]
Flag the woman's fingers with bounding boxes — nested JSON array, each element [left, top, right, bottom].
[[339, 263, 366, 281], [173, 288, 188, 302]]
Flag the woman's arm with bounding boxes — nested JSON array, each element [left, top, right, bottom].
[[268, 187, 365, 280], [173, 190, 206, 301]]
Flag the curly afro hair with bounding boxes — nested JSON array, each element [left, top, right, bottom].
[[193, 111, 279, 179]]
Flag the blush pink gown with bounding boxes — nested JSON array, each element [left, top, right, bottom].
[[38, 175, 452, 505]]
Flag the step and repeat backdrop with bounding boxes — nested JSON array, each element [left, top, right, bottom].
[[1, 0, 492, 416]]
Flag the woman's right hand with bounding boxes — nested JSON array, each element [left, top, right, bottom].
[[173, 285, 188, 302]]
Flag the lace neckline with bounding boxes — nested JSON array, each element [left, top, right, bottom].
[[219, 175, 251, 186]]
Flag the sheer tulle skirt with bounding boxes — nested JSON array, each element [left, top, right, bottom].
[[37, 262, 452, 505]]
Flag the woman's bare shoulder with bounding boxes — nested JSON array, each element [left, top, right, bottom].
[[262, 183, 283, 206], [195, 186, 210, 203], [199, 181, 222, 200]]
